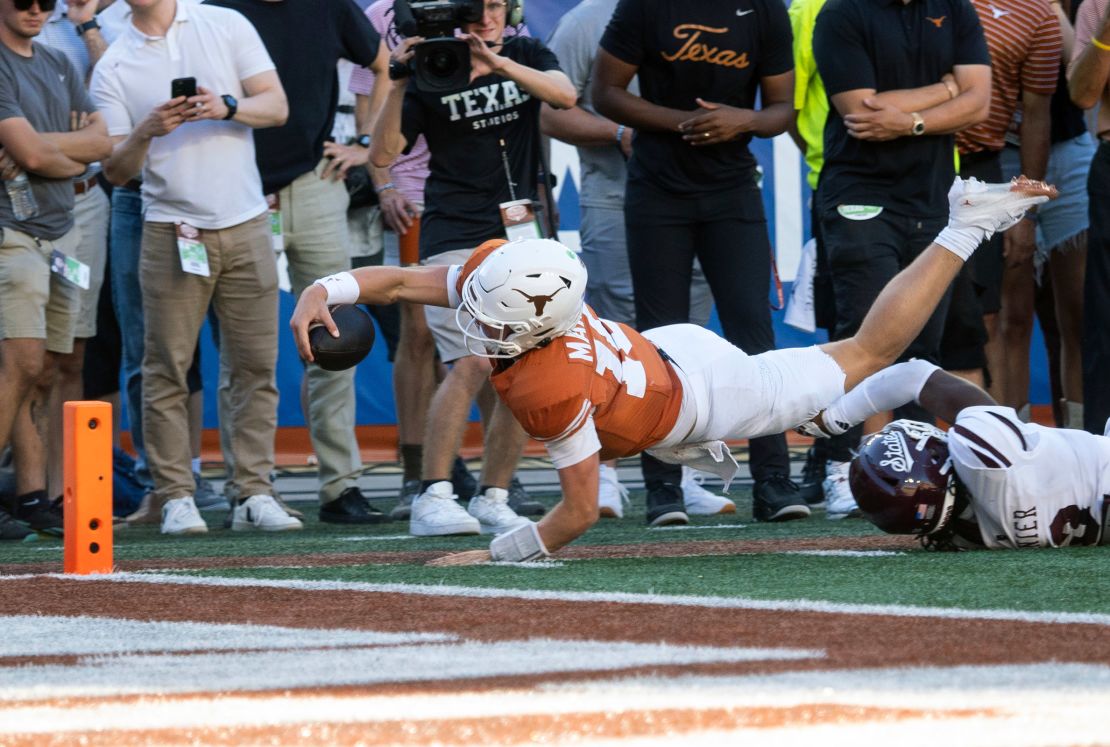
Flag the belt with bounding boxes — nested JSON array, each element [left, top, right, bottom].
[[122, 179, 142, 192], [959, 148, 1001, 167], [74, 174, 99, 196], [336, 104, 355, 114]]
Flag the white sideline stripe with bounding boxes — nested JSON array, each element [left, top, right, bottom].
[[782, 550, 906, 557], [0, 636, 822, 706], [334, 535, 415, 542], [2, 663, 1108, 737], [0, 615, 454, 657], [650, 524, 749, 531], [31, 572, 1110, 627]]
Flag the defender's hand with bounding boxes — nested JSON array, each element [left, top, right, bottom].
[[426, 550, 493, 567], [290, 285, 338, 363]]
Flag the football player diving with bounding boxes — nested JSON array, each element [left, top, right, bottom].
[[798, 361, 1110, 550], [290, 176, 1055, 565]]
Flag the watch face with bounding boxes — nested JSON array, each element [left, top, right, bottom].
[[356, 135, 371, 148]]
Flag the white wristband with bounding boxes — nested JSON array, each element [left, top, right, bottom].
[[934, 226, 981, 262], [313, 272, 360, 306], [489, 520, 549, 562]]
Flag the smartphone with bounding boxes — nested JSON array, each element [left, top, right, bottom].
[[170, 76, 197, 100]]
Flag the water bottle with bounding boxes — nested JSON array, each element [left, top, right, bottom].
[[5, 173, 39, 221]]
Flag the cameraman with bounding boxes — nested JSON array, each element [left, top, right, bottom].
[[370, 1, 574, 537]]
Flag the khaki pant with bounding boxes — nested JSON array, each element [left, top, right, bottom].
[[140, 212, 279, 502], [0, 226, 80, 353]]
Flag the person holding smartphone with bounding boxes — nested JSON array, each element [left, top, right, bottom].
[[91, 0, 291, 536]]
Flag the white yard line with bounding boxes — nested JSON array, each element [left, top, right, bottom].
[[11, 572, 1110, 627]]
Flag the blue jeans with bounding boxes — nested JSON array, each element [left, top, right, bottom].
[[109, 186, 152, 489]]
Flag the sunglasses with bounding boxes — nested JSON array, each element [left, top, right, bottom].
[[13, 0, 57, 11]]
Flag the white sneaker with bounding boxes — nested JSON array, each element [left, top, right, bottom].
[[823, 460, 861, 520], [410, 481, 480, 536], [598, 464, 628, 519], [949, 176, 1055, 234], [681, 467, 736, 515], [232, 494, 304, 532], [468, 487, 528, 535], [161, 496, 208, 535]]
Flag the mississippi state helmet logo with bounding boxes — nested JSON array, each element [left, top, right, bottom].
[[514, 286, 566, 316]]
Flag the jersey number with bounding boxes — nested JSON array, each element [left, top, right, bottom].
[[586, 314, 647, 398], [1048, 505, 1101, 547]]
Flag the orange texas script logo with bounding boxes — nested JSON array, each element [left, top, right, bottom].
[[660, 24, 750, 69]]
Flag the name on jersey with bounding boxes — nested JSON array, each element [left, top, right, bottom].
[[661, 24, 751, 69], [1011, 507, 1039, 548], [564, 309, 647, 398], [441, 81, 531, 130]]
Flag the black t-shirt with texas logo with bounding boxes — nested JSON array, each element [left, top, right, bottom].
[[600, 0, 793, 193], [400, 37, 561, 259]]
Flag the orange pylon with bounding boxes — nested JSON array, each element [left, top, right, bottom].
[[63, 401, 113, 574]]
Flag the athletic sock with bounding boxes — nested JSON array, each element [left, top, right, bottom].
[[421, 479, 450, 494], [400, 443, 423, 483]]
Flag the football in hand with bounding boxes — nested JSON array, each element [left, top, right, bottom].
[[309, 304, 375, 371]]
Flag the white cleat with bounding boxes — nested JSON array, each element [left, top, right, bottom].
[[232, 494, 304, 531], [597, 463, 629, 519], [823, 460, 861, 520], [681, 467, 736, 515], [948, 176, 1057, 234], [468, 487, 528, 535], [410, 480, 480, 536], [161, 496, 208, 535]]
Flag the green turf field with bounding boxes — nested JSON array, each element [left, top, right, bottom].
[[6, 486, 1107, 616]]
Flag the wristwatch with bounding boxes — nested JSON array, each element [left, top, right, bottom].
[[221, 94, 238, 121], [910, 112, 926, 136], [75, 18, 100, 36], [355, 134, 371, 148]]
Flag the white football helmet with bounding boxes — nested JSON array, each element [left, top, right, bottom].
[[456, 238, 587, 358]]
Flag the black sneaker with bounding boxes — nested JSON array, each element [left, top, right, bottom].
[[507, 476, 546, 517], [0, 507, 34, 541], [319, 487, 392, 525], [798, 445, 826, 508], [391, 479, 421, 520], [645, 483, 689, 527], [451, 456, 477, 502], [752, 474, 812, 522], [6, 493, 64, 537]]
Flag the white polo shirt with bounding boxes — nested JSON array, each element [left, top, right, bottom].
[[90, 1, 274, 229]]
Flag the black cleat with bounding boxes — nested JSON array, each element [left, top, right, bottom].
[[798, 445, 827, 508], [6, 493, 63, 537], [451, 456, 478, 503], [319, 487, 391, 525], [752, 474, 812, 522], [645, 483, 689, 527], [0, 507, 34, 541], [507, 476, 546, 517]]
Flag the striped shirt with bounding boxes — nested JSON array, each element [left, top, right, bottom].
[[956, 0, 1061, 154]]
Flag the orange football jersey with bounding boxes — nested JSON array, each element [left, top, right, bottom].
[[489, 304, 683, 460]]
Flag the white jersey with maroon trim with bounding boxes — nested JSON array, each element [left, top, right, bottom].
[[948, 406, 1110, 549]]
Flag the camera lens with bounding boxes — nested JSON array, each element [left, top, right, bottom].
[[426, 47, 460, 77]]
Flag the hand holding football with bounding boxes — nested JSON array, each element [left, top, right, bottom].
[[308, 304, 375, 371]]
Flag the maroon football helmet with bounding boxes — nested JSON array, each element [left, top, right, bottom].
[[850, 420, 957, 536]]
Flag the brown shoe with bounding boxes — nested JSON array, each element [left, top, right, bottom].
[[125, 492, 164, 526]]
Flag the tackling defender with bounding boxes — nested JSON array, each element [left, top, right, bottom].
[[290, 177, 1054, 564], [802, 361, 1110, 550]]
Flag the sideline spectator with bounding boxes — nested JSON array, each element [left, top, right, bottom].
[[0, 0, 111, 539], [542, 0, 725, 519], [949, 0, 1059, 405], [370, 1, 575, 537], [593, 0, 809, 525], [1066, 0, 1109, 436], [205, 0, 392, 525], [36, 0, 112, 504], [813, 0, 990, 517], [92, 0, 292, 535]]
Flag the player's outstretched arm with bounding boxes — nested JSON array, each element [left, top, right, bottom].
[[290, 266, 452, 363], [823, 177, 1055, 390], [427, 455, 601, 567]]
